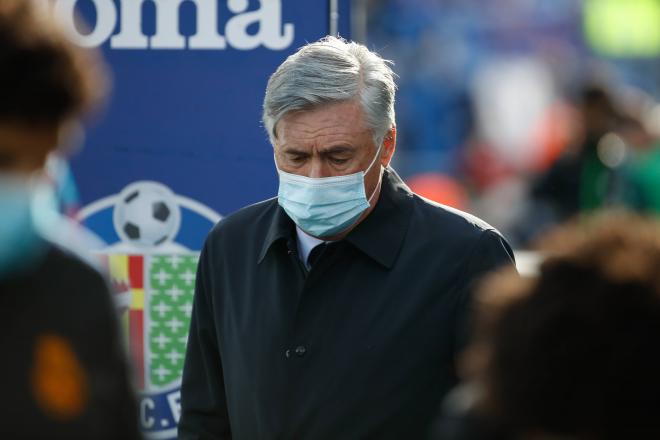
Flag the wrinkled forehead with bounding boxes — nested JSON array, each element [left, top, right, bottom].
[[274, 101, 372, 147]]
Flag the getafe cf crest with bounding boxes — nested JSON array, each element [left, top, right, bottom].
[[77, 181, 221, 439]]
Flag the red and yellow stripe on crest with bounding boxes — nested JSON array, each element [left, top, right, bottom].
[[107, 254, 146, 389]]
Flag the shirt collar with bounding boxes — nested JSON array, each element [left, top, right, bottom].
[[296, 226, 325, 267], [258, 167, 414, 268], [258, 201, 293, 264]]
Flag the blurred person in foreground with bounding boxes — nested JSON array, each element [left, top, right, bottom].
[[179, 36, 514, 440], [434, 214, 660, 439], [0, 1, 141, 438]]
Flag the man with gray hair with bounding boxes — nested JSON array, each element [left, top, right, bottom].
[[179, 36, 514, 440]]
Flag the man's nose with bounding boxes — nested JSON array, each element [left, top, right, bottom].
[[308, 158, 328, 178]]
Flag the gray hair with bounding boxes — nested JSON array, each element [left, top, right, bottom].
[[262, 36, 396, 148]]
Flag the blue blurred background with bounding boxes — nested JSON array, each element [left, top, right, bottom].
[[361, 0, 660, 246]]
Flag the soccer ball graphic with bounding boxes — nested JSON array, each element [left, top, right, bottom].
[[113, 181, 181, 248]]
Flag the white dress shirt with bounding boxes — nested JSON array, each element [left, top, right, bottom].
[[295, 226, 326, 270]]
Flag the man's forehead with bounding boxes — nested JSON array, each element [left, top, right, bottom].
[[276, 127, 372, 153], [277, 107, 371, 144], [279, 100, 365, 127]]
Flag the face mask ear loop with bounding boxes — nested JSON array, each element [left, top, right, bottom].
[[366, 175, 383, 205], [364, 141, 384, 177], [364, 141, 386, 203]]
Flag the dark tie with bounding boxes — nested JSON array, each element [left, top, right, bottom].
[[307, 243, 327, 268]]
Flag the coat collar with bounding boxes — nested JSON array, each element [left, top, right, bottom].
[[258, 167, 414, 269]]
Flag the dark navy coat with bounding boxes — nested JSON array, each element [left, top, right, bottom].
[[179, 168, 514, 440]]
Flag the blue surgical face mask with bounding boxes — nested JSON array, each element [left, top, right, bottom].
[[0, 175, 50, 278], [276, 144, 383, 238]]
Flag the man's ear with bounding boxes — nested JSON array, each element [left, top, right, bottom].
[[380, 126, 396, 167]]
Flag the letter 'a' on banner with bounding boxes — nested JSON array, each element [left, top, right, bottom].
[[57, 1, 352, 438]]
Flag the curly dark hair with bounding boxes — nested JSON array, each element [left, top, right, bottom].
[[468, 214, 660, 439], [0, 0, 107, 125]]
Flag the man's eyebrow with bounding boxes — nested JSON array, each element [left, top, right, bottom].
[[280, 146, 309, 155], [321, 145, 356, 155], [280, 145, 357, 155]]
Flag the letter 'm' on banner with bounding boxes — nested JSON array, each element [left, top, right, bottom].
[[111, 0, 226, 49], [188, 0, 227, 49]]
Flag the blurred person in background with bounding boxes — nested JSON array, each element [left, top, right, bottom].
[[0, 1, 141, 438], [532, 85, 660, 229], [531, 85, 619, 226], [179, 36, 515, 440], [433, 214, 660, 439], [616, 104, 660, 215]]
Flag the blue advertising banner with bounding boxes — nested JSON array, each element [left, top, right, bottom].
[[52, 1, 351, 438]]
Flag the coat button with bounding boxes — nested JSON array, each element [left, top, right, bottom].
[[294, 345, 307, 357]]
